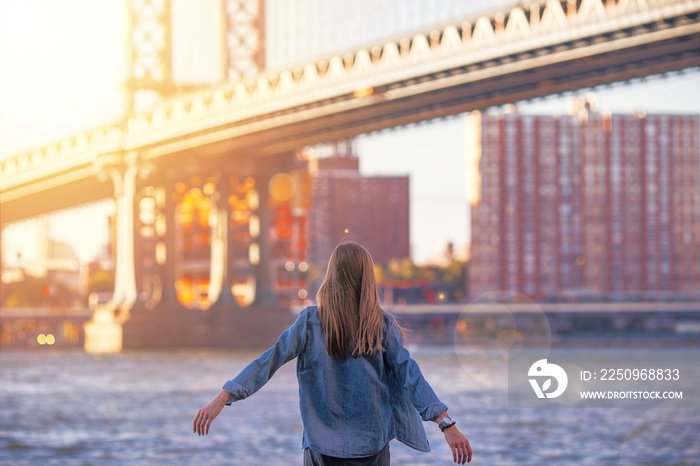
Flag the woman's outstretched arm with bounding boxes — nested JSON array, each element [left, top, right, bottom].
[[384, 318, 473, 463], [192, 307, 309, 435]]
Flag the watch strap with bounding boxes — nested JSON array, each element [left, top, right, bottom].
[[438, 415, 456, 432]]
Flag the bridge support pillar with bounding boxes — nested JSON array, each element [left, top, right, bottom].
[[84, 307, 123, 353], [207, 174, 240, 313], [158, 176, 181, 308], [84, 151, 140, 353], [253, 172, 277, 307]]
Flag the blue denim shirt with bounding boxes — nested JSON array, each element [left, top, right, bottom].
[[223, 306, 447, 458]]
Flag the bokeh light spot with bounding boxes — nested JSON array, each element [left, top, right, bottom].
[[269, 173, 296, 202]]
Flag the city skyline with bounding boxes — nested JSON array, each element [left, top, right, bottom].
[[468, 101, 699, 300]]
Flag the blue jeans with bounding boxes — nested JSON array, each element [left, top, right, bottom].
[[303, 443, 390, 465]]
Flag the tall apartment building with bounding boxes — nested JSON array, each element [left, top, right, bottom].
[[467, 98, 700, 301], [307, 142, 410, 273]]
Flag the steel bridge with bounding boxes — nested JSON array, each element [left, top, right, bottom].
[[1, 0, 699, 350]]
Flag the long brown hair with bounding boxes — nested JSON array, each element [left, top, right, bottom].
[[316, 242, 398, 358]]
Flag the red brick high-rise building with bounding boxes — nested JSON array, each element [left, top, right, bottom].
[[467, 98, 700, 301], [307, 141, 410, 273]]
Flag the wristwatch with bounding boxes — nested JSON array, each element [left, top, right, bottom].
[[438, 415, 456, 432]]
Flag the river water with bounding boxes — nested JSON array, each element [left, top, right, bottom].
[[1, 347, 698, 465]]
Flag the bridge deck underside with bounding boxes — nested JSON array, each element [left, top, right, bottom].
[[159, 30, 699, 161], [1, 171, 114, 223]]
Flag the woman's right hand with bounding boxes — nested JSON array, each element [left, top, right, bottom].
[[193, 389, 232, 436], [444, 425, 472, 464]]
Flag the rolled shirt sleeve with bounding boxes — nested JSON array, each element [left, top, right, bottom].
[[223, 307, 309, 404], [383, 317, 448, 421]]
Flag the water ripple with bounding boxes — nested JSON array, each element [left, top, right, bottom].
[[1, 348, 698, 465]]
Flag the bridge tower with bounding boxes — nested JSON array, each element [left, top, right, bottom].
[[125, 0, 265, 114], [125, 0, 174, 116], [85, 0, 304, 351], [220, 0, 265, 82]]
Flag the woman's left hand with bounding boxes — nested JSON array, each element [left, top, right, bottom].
[[193, 389, 232, 435]]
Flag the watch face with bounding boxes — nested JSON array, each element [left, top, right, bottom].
[[441, 416, 453, 425]]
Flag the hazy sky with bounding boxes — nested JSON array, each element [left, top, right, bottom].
[[1, 0, 698, 265]]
